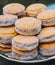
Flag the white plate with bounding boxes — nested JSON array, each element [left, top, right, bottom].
[[0, 52, 55, 63]]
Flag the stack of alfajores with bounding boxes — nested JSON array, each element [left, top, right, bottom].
[[0, 14, 17, 52], [1, 2, 55, 61]]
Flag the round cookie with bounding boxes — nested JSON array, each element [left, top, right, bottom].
[[0, 14, 18, 26], [26, 3, 47, 17], [15, 17, 41, 35], [0, 26, 17, 44], [12, 35, 39, 51], [3, 3, 25, 17], [12, 47, 38, 60], [37, 10, 55, 26], [39, 42, 55, 56], [38, 27, 55, 43]]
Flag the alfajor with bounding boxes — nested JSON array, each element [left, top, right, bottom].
[[39, 42, 55, 56], [15, 17, 41, 35], [12, 35, 39, 51], [3, 3, 25, 17], [38, 27, 55, 43], [0, 14, 18, 26], [26, 3, 47, 17], [0, 26, 17, 44], [37, 10, 55, 26]]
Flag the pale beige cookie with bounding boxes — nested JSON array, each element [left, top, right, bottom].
[[12, 46, 31, 51], [40, 42, 55, 50], [12, 47, 37, 55], [38, 27, 55, 38], [3, 3, 25, 16], [13, 35, 39, 45], [37, 10, 55, 20], [0, 26, 17, 38], [26, 3, 47, 17], [0, 14, 17, 20]]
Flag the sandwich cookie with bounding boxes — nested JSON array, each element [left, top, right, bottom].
[[12, 47, 38, 60], [38, 27, 55, 43], [3, 3, 25, 17], [37, 10, 55, 26], [0, 14, 18, 26], [0, 43, 11, 49], [12, 35, 39, 51], [0, 47, 11, 52], [39, 42, 55, 56], [0, 26, 17, 44], [26, 3, 47, 17], [15, 17, 41, 35]]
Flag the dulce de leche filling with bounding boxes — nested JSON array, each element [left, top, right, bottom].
[[0, 18, 18, 26], [42, 18, 55, 25], [38, 35, 55, 42], [0, 38, 12, 43]]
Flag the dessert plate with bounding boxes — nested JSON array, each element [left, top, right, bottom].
[[0, 52, 55, 63]]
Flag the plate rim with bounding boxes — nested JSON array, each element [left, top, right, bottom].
[[0, 54, 55, 63]]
